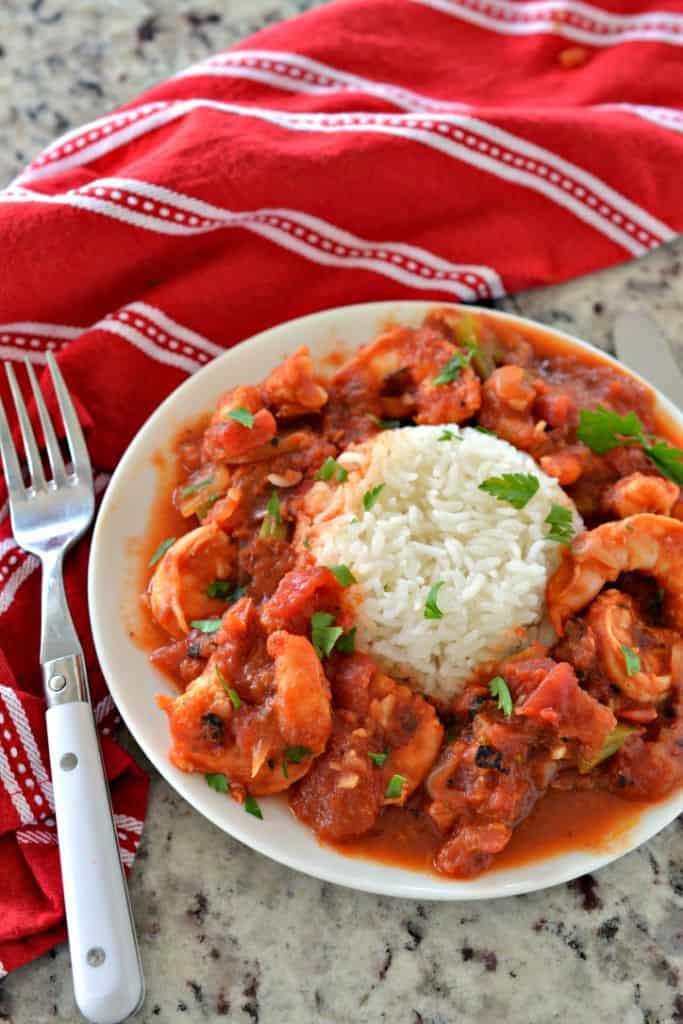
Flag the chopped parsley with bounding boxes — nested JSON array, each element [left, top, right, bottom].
[[225, 407, 254, 428], [424, 581, 445, 620], [545, 504, 574, 544], [474, 425, 493, 435], [326, 564, 356, 587], [479, 472, 539, 509], [438, 428, 458, 441], [370, 415, 401, 429], [315, 456, 348, 483], [216, 667, 241, 709], [148, 536, 175, 568], [432, 350, 472, 386], [244, 795, 263, 819], [190, 617, 222, 634], [207, 580, 234, 600], [577, 406, 683, 484], [311, 612, 344, 659], [336, 626, 356, 654], [205, 772, 229, 793], [384, 774, 407, 800], [302, 536, 311, 549], [181, 477, 214, 498], [488, 676, 513, 718], [369, 751, 388, 767], [260, 491, 286, 539], [621, 645, 641, 677], [285, 746, 311, 764], [363, 484, 385, 511], [578, 723, 637, 774]]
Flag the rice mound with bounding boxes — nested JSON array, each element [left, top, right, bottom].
[[305, 425, 582, 703]]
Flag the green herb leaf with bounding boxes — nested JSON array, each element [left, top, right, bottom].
[[311, 611, 344, 659], [260, 492, 286, 539], [370, 415, 401, 429], [148, 536, 175, 568], [207, 579, 234, 600], [244, 794, 263, 819], [577, 405, 643, 455], [545, 503, 575, 544], [479, 472, 539, 509], [369, 751, 388, 767], [282, 759, 288, 779], [424, 581, 445, 620], [578, 723, 637, 773], [216, 667, 242, 709], [384, 774, 407, 800], [267, 491, 281, 522], [474, 425, 493, 435], [438, 428, 458, 441], [642, 440, 683, 485], [432, 350, 472, 386], [226, 407, 255, 429], [181, 477, 214, 498], [190, 617, 223, 634], [621, 645, 641, 677], [315, 456, 348, 483], [488, 676, 513, 717], [326, 564, 356, 587], [363, 484, 385, 511], [285, 746, 312, 764], [336, 626, 357, 654], [206, 773, 229, 794]]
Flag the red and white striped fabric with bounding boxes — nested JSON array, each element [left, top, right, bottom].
[[1, 0, 682, 976]]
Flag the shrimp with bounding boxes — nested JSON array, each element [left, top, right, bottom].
[[586, 590, 676, 703], [602, 472, 679, 519], [290, 655, 443, 840], [149, 523, 237, 639], [260, 346, 328, 418], [157, 609, 332, 794], [202, 385, 277, 464], [332, 326, 481, 426], [478, 365, 541, 450], [547, 514, 683, 636]]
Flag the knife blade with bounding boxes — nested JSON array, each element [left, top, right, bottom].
[[613, 308, 683, 411]]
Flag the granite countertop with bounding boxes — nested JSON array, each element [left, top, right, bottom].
[[1, 3, 682, 1023]]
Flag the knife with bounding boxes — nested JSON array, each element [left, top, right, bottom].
[[613, 308, 683, 411]]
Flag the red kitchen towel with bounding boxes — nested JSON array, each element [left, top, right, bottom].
[[1, 0, 682, 976]]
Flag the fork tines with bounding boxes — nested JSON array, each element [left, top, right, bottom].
[[0, 354, 93, 496]]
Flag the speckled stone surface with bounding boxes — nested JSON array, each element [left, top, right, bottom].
[[1, 3, 682, 1023]]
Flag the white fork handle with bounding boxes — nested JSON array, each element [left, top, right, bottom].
[[46, 701, 144, 1024]]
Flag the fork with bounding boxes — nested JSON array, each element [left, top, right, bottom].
[[0, 355, 144, 1024]]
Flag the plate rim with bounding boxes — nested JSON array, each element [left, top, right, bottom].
[[88, 299, 683, 900]]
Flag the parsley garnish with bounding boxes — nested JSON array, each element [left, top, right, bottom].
[[285, 746, 311, 764], [181, 477, 214, 498], [370, 415, 401, 429], [315, 456, 348, 483], [577, 406, 683, 484], [438, 428, 458, 441], [260, 491, 286, 539], [621, 645, 641, 677], [488, 676, 513, 717], [244, 795, 263, 819], [206, 773, 229, 793], [369, 751, 388, 767], [207, 580, 234, 599], [479, 472, 539, 509], [432, 350, 472, 386], [336, 626, 356, 654], [190, 617, 222, 633], [303, 536, 311, 549], [424, 581, 445, 620], [326, 564, 356, 587], [384, 774, 407, 800], [578, 723, 637, 773], [216, 667, 241, 709], [363, 484, 385, 511], [226, 407, 254, 428], [474, 425, 493, 435], [148, 536, 175, 568], [311, 612, 344, 659], [545, 504, 574, 544]]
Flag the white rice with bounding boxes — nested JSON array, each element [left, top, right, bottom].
[[304, 425, 582, 703]]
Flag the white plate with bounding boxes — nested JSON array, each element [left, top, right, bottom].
[[89, 301, 683, 900]]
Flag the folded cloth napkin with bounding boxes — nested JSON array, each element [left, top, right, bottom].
[[1, 0, 682, 976]]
